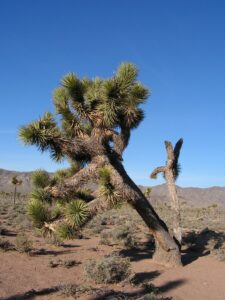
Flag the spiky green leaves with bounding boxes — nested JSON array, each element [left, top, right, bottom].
[[19, 63, 149, 165], [27, 200, 50, 228], [172, 138, 183, 181], [19, 112, 59, 146], [30, 189, 52, 204], [61, 73, 85, 103], [115, 63, 138, 91], [31, 169, 50, 189], [19, 112, 65, 162], [65, 199, 89, 227], [98, 166, 121, 206], [56, 223, 77, 239]]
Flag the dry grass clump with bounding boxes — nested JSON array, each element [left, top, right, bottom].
[[0, 238, 14, 251], [84, 253, 131, 283], [15, 233, 33, 253], [48, 259, 79, 268], [211, 248, 225, 262], [60, 284, 103, 298], [99, 224, 138, 248]]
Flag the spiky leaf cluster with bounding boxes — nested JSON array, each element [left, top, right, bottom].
[[98, 166, 121, 206], [30, 189, 52, 204], [27, 199, 50, 228], [31, 169, 50, 189], [19, 63, 149, 164], [65, 199, 89, 227], [56, 223, 77, 239]]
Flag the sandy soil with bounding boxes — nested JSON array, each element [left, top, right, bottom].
[[1, 230, 225, 300]]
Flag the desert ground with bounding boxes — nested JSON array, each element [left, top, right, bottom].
[[0, 192, 225, 300]]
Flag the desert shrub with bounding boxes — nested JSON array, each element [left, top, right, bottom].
[[48, 259, 78, 268], [99, 231, 111, 245], [15, 233, 33, 253], [84, 253, 131, 283], [112, 224, 137, 248], [0, 238, 14, 251], [85, 214, 107, 234], [60, 284, 98, 298], [99, 225, 137, 248], [212, 248, 225, 262], [62, 259, 78, 268], [60, 284, 77, 297]]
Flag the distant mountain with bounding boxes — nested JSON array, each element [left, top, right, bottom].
[[0, 168, 225, 206], [142, 185, 225, 207], [0, 168, 32, 194]]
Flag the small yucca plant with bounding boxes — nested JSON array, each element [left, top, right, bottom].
[[65, 199, 89, 227], [27, 199, 50, 228]]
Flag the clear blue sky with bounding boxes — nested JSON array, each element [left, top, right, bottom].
[[0, 0, 224, 187]]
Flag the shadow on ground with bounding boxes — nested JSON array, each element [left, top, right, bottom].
[[182, 228, 225, 265], [91, 278, 186, 300], [30, 248, 76, 256], [1, 286, 60, 300], [118, 240, 154, 262]]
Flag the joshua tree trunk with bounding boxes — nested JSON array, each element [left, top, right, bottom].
[[150, 139, 183, 246], [109, 158, 182, 267], [13, 186, 17, 207], [49, 155, 182, 267], [164, 169, 182, 245]]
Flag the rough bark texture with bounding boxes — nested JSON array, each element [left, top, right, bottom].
[[150, 138, 183, 246], [49, 154, 182, 267]]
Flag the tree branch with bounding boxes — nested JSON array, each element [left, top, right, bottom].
[[150, 166, 167, 179], [46, 156, 106, 198]]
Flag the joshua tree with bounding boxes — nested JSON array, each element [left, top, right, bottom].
[[150, 139, 183, 245], [11, 176, 23, 206], [19, 63, 182, 266]]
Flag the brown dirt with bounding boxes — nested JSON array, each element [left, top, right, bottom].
[[1, 230, 225, 300], [1, 198, 225, 300]]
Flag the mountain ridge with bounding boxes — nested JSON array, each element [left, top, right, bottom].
[[0, 168, 224, 207]]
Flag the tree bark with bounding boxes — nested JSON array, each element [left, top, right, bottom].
[[150, 139, 183, 245], [47, 153, 182, 267], [164, 170, 182, 246], [13, 186, 17, 207], [108, 157, 182, 267]]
